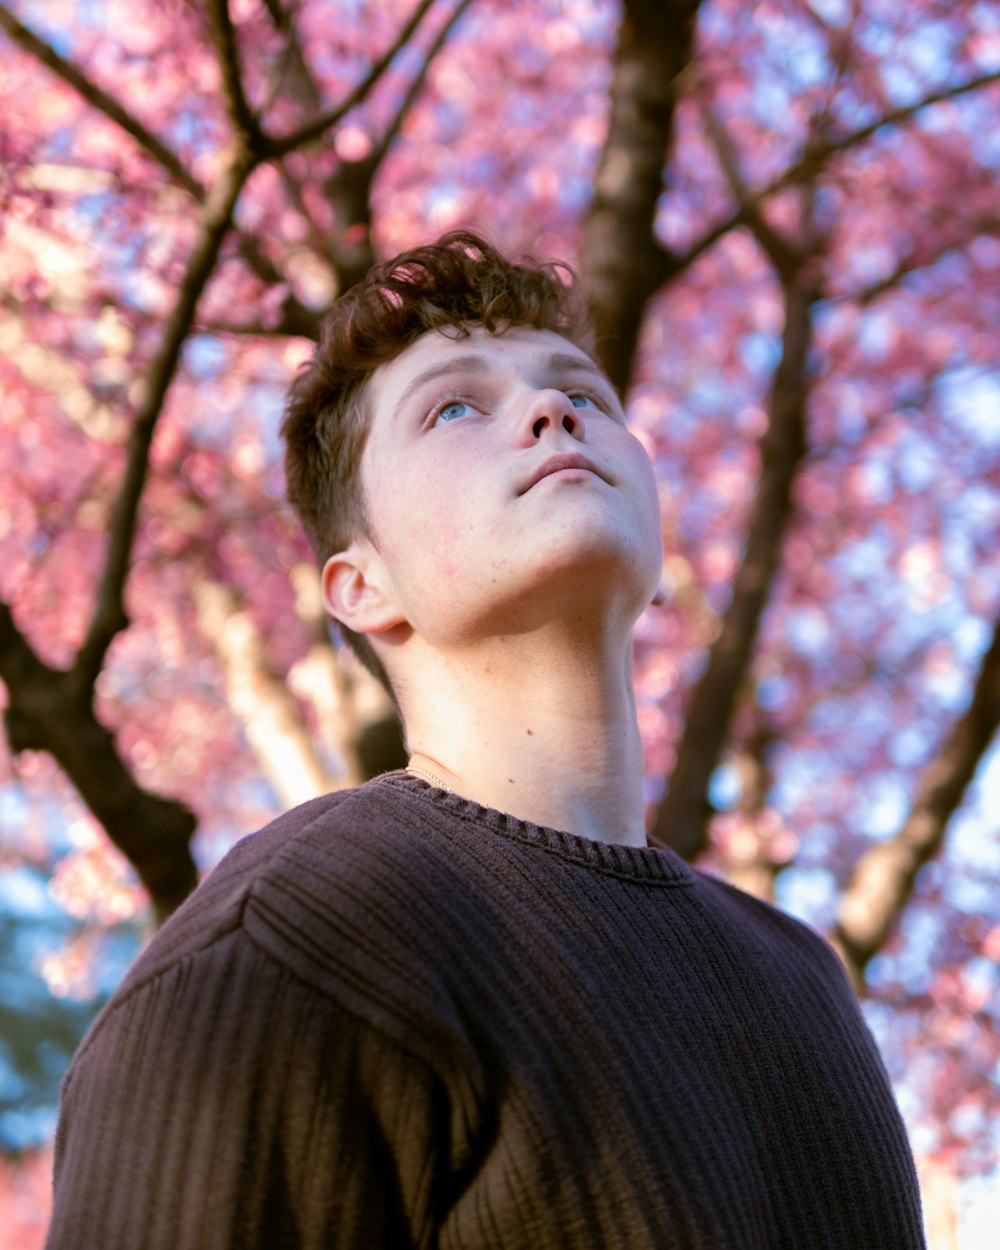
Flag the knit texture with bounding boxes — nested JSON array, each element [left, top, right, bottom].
[[47, 772, 926, 1249]]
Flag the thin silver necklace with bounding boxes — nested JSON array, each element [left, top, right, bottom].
[[405, 764, 455, 794]]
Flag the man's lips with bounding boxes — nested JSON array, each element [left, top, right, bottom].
[[518, 453, 607, 495]]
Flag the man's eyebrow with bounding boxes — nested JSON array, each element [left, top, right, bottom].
[[395, 349, 618, 414], [544, 353, 615, 388], [396, 353, 492, 411]]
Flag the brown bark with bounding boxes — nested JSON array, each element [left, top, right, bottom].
[[716, 718, 786, 902], [834, 614, 1000, 989], [0, 143, 251, 919], [581, 0, 702, 391], [286, 564, 408, 785], [0, 605, 197, 924], [0, 0, 454, 919], [320, 0, 477, 291], [652, 266, 817, 859], [664, 68, 1000, 290], [76, 148, 255, 688], [208, 0, 261, 141], [0, 4, 201, 196], [260, 0, 324, 114], [194, 580, 345, 806], [262, 0, 438, 158]]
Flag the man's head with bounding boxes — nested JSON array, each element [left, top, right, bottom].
[[281, 231, 596, 689]]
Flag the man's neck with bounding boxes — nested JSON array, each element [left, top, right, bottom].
[[399, 629, 648, 848]]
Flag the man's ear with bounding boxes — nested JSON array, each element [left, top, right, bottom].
[[321, 542, 405, 636]]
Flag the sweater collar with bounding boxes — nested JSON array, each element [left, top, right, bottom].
[[380, 771, 695, 887]]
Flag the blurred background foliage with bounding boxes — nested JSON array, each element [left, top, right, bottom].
[[1, 0, 999, 1244]]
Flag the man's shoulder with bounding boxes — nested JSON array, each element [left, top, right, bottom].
[[65, 778, 489, 1089], [113, 775, 474, 1009], [241, 775, 492, 1011], [104, 789, 357, 992], [691, 864, 851, 988]]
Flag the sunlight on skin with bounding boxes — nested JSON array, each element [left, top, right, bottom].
[[0, 0, 998, 1218]]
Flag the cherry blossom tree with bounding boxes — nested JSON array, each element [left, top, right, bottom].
[[1, 0, 999, 1239]]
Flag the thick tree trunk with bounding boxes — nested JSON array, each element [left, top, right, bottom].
[[581, 0, 701, 391]]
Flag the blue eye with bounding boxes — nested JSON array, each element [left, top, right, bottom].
[[438, 400, 476, 422], [570, 394, 598, 409]]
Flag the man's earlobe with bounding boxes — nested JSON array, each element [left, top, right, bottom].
[[321, 547, 404, 635]]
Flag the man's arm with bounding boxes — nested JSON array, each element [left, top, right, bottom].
[[46, 928, 447, 1249]]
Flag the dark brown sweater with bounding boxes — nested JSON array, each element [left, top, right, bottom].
[[47, 773, 926, 1248]]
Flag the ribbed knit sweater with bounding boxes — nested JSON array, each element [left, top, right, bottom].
[[47, 772, 925, 1249]]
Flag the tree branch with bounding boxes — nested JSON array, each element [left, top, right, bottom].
[[251, 0, 466, 289], [807, 68, 1000, 171], [207, 0, 262, 142], [581, 0, 702, 392], [262, 0, 438, 158], [198, 304, 321, 340], [0, 604, 45, 709], [652, 266, 819, 859], [311, 0, 475, 291], [666, 69, 1000, 286], [836, 210, 1000, 307], [834, 614, 1000, 989], [193, 579, 342, 806], [0, 1, 320, 326], [369, 0, 475, 168], [0, 146, 258, 920], [626, 80, 1000, 826], [700, 103, 804, 279], [0, 4, 202, 198], [260, 0, 325, 115], [714, 714, 787, 901], [0, 603, 198, 922], [75, 148, 256, 686]]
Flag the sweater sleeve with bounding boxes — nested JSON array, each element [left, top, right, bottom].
[[45, 928, 449, 1250]]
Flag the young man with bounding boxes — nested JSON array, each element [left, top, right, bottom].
[[46, 233, 926, 1248]]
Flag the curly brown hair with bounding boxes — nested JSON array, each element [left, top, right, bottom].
[[280, 230, 595, 690]]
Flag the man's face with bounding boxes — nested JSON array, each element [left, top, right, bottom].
[[353, 324, 663, 645]]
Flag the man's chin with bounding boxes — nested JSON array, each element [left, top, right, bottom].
[[527, 534, 660, 592], [497, 555, 658, 627]]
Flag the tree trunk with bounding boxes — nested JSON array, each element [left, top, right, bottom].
[[581, 0, 701, 391]]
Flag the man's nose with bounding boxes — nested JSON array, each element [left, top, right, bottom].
[[521, 390, 583, 443]]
